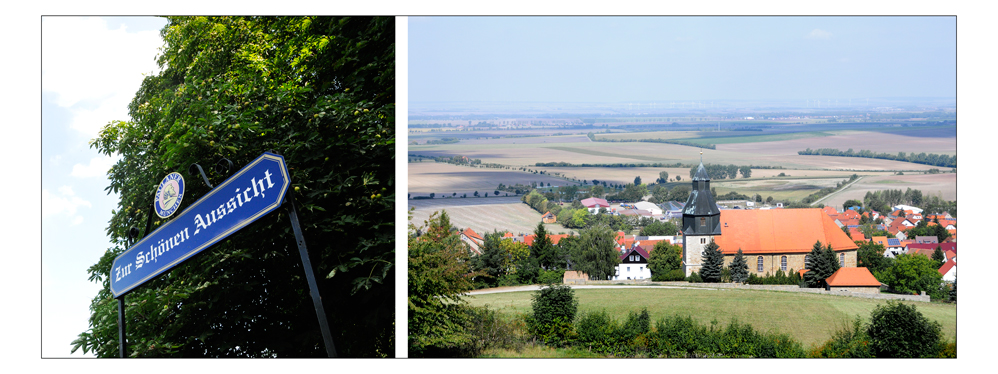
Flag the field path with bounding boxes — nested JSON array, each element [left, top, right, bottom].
[[810, 175, 864, 206]]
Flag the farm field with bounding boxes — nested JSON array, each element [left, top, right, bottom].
[[408, 196, 571, 236], [465, 287, 957, 349], [407, 124, 956, 216], [410, 136, 950, 171], [407, 162, 571, 197]]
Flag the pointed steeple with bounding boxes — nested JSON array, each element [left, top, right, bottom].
[[683, 153, 721, 235]]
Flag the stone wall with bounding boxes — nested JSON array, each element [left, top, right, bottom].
[[578, 280, 932, 302]]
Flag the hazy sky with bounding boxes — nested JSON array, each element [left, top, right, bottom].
[[41, 16, 169, 357], [409, 16, 955, 103]]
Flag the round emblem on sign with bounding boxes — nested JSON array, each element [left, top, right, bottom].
[[154, 172, 185, 218]]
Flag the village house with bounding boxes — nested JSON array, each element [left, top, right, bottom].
[[824, 267, 883, 294], [460, 228, 484, 255], [613, 245, 652, 280], [580, 197, 610, 214]]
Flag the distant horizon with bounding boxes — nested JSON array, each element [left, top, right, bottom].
[[410, 16, 955, 104]]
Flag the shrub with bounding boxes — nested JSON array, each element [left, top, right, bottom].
[[464, 306, 527, 354], [526, 285, 578, 347], [664, 269, 686, 281], [867, 301, 943, 357], [687, 271, 703, 283], [575, 310, 618, 353], [809, 317, 872, 358], [537, 269, 565, 284], [648, 315, 710, 357]]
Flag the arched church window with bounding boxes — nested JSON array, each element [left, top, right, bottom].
[[839, 253, 845, 267], [757, 256, 764, 272], [781, 256, 787, 271]]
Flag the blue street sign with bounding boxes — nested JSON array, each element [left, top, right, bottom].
[[111, 152, 291, 297]]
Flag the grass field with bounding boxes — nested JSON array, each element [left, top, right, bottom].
[[465, 287, 957, 349]]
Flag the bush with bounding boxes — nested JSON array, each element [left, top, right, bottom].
[[809, 317, 872, 358], [867, 301, 943, 357], [526, 285, 578, 347], [537, 269, 565, 284], [649, 315, 710, 357], [576, 309, 652, 356], [575, 310, 617, 353], [687, 271, 703, 283], [464, 306, 527, 354]]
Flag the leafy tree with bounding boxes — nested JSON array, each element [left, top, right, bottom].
[[430, 192, 435, 198], [877, 254, 943, 296], [739, 166, 752, 178], [74, 16, 394, 358], [700, 241, 725, 282], [648, 241, 682, 280], [843, 199, 863, 210], [639, 220, 678, 236], [634, 176, 642, 185], [566, 224, 620, 280], [657, 171, 669, 184], [856, 241, 893, 275], [473, 231, 529, 287], [729, 249, 749, 283], [866, 301, 943, 357], [590, 185, 605, 198], [408, 211, 480, 357]]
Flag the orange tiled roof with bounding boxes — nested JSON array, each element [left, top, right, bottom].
[[462, 228, 482, 242], [870, 236, 888, 246], [838, 218, 860, 227], [822, 206, 838, 215], [521, 234, 571, 246], [848, 227, 864, 240], [826, 267, 882, 287], [713, 209, 859, 255]]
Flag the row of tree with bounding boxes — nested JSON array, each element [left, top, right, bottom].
[[797, 148, 956, 168], [587, 131, 717, 149], [687, 163, 752, 180]]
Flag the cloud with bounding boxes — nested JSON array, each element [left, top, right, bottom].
[[42, 17, 166, 137], [42, 186, 92, 219], [70, 155, 119, 178], [805, 29, 832, 40]]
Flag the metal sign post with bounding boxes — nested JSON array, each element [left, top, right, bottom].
[[286, 188, 338, 357]]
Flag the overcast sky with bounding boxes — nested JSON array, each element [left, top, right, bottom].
[[41, 16, 169, 357], [409, 16, 955, 104]]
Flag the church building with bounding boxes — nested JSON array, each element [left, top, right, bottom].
[[681, 158, 858, 276]]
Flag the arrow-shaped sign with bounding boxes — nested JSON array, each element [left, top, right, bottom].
[[111, 152, 290, 297]]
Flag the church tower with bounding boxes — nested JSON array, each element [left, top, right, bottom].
[[682, 153, 722, 276]]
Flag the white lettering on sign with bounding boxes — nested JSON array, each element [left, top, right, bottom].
[[194, 169, 276, 235]]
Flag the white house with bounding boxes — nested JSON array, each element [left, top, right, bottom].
[[581, 197, 610, 214], [939, 252, 956, 282], [613, 246, 652, 281], [633, 201, 664, 215], [893, 204, 923, 214]]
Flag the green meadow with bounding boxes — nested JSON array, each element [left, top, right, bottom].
[[466, 287, 956, 349]]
